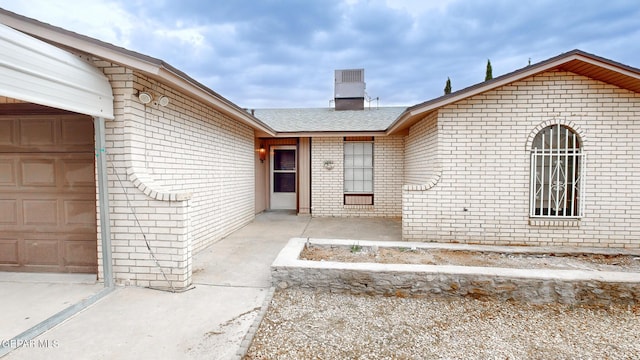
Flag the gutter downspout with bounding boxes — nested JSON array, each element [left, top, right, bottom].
[[94, 116, 114, 288]]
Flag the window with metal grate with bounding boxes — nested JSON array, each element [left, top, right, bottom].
[[529, 124, 584, 218]]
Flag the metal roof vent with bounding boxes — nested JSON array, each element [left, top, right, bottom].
[[334, 69, 365, 110]]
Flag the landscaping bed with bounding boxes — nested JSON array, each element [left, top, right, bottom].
[[300, 244, 640, 272], [271, 238, 640, 305], [243, 239, 640, 359]]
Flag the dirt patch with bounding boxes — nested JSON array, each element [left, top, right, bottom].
[[299, 245, 640, 272]]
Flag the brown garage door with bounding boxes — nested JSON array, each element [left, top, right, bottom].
[[0, 113, 98, 273]]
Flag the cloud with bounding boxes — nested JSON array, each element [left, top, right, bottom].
[[153, 25, 208, 50], [1, 0, 137, 47], [1, 0, 639, 109]]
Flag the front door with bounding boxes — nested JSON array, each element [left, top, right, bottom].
[[270, 146, 296, 210]]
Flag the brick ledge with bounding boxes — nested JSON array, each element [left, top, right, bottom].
[[529, 218, 580, 227], [127, 167, 192, 201], [343, 205, 375, 210], [403, 169, 442, 192]]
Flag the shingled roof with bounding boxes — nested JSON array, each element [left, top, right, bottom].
[[253, 106, 407, 133]]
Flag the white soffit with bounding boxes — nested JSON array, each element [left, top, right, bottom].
[[0, 23, 113, 119]]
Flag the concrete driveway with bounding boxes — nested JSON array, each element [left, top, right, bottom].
[[1, 212, 400, 359]]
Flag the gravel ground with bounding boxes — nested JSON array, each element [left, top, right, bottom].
[[245, 288, 640, 359]]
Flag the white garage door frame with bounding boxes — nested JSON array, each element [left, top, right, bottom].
[[0, 23, 114, 287]]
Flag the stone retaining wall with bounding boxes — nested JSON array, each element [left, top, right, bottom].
[[272, 238, 640, 306]]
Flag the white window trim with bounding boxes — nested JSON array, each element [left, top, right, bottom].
[[343, 139, 374, 206], [343, 140, 374, 195]]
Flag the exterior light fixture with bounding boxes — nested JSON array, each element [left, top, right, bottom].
[[138, 91, 153, 104], [158, 96, 170, 107], [258, 145, 266, 163], [323, 160, 335, 170], [137, 91, 170, 106]]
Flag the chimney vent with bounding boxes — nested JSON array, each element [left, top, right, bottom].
[[334, 69, 365, 110]]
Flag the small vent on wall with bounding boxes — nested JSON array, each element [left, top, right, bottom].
[[344, 136, 374, 142], [344, 194, 374, 205]]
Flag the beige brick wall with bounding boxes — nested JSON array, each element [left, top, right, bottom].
[[94, 60, 255, 288], [405, 111, 439, 185], [403, 70, 640, 249], [311, 135, 404, 217]]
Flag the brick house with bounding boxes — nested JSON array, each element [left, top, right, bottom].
[[396, 50, 640, 249], [1, 9, 639, 290], [253, 103, 406, 218], [254, 54, 640, 251], [0, 10, 275, 289]]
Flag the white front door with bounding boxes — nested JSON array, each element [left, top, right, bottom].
[[270, 146, 297, 210]]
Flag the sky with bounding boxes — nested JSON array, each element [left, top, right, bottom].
[[1, 0, 638, 109]]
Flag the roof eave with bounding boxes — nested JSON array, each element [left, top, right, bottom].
[[272, 130, 388, 138], [387, 53, 584, 134], [387, 50, 640, 134], [155, 67, 275, 135]]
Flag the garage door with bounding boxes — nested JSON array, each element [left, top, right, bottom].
[[0, 113, 98, 273]]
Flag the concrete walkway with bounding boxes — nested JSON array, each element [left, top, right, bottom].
[[0, 273, 102, 342], [1, 212, 401, 359]]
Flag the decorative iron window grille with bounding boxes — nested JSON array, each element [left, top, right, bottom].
[[530, 124, 584, 218]]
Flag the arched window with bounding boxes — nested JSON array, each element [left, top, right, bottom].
[[530, 124, 584, 217]]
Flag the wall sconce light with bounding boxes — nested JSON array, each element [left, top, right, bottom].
[[258, 145, 266, 163], [138, 91, 153, 104], [323, 160, 335, 170]]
